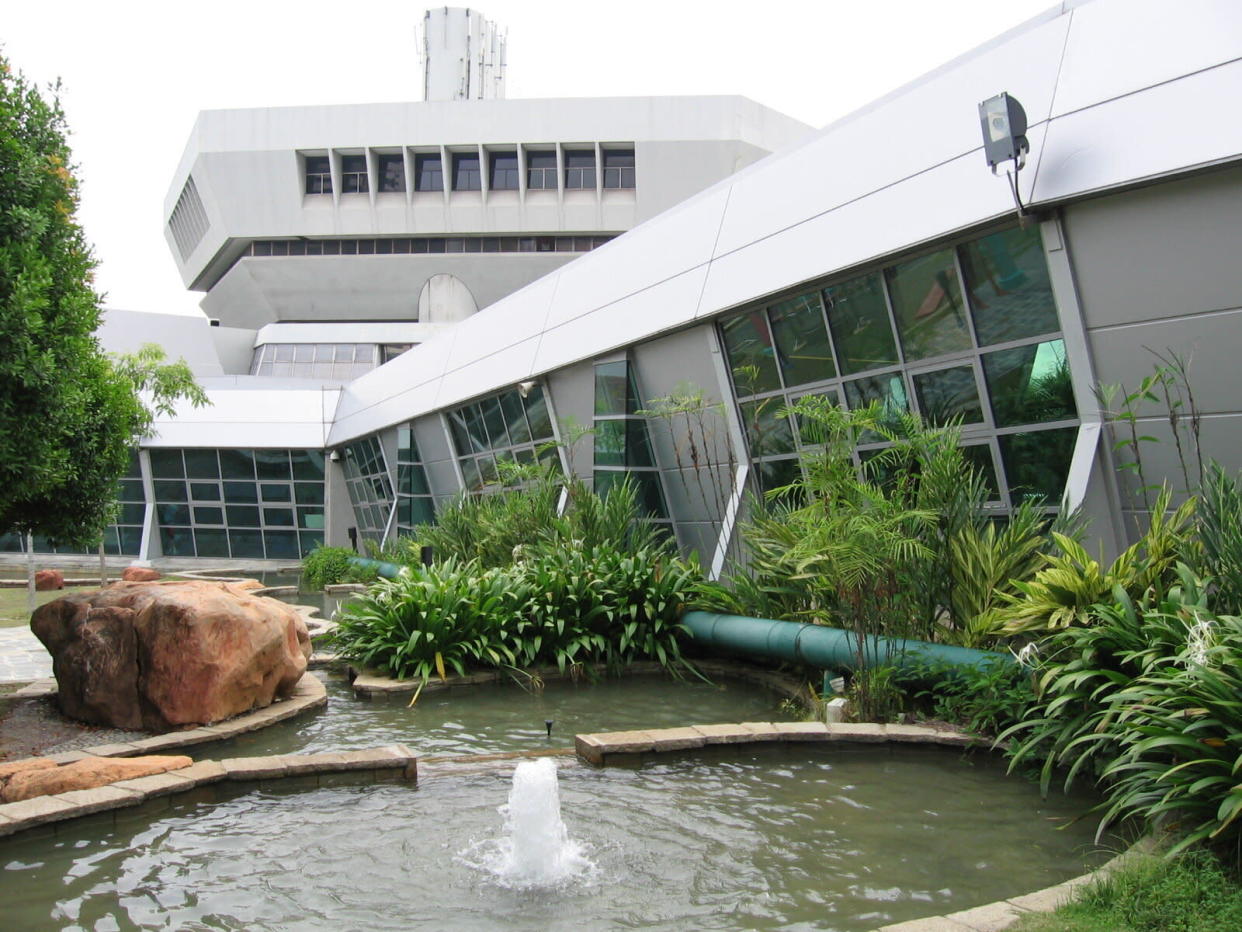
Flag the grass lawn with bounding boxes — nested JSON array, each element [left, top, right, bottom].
[[0, 585, 97, 628], [1009, 850, 1242, 932]]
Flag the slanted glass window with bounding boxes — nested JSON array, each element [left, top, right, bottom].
[[962, 226, 1058, 346], [962, 443, 1001, 499], [721, 312, 782, 395], [489, 152, 519, 190], [739, 398, 796, 459], [844, 372, 908, 424], [340, 155, 368, 194], [594, 360, 639, 416], [452, 153, 481, 191], [526, 151, 557, 189], [769, 292, 835, 388], [983, 339, 1075, 427], [999, 427, 1077, 503], [564, 149, 595, 189], [415, 153, 443, 192], [304, 155, 331, 195], [823, 273, 899, 375], [377, 154, 405, 193], [912, 365, 984, 427], [887, 248, 971, 362], [602, 148, 635, 189]]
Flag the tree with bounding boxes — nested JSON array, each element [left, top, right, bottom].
[[0, 55, 206, 549]]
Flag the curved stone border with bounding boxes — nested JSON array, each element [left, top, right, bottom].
[[0, 744, 416, 839], [572, 719, 1147, 932], [7, 674, 327, 765]]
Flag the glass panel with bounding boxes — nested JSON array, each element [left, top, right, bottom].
[[228, 528, 265, 558], [189, 482, 220, 502], [489, 152, 519, 190], [153, 479, 187, 502], [500, 391, 531, 444], [523, 385, 553, 439], [408, 498, 436, 527], [294, 482, 325, 505], [117, 527, 142, 556], [183, 449, 219, 479], [823, 272, 899, 376], [758, 458, 801, 498], [298, 532, 324, 555], [118, 479, 145, 501], [481, 398, 509, 448], [222, 481, 258, 504], [452, 153, 481, 191], [983, 339, 1075, 427], [460, 457, 481, 492], [792, 390, 840, 446], [769, 292, 835, 387], [118, 502, 145, 525], [194, 528, 229, 558], [721, 312, 781, 395], [159, 526, 195, 557], [149, 449, 184, 478], [415, 154, 443, 192], [263, 508, 295, 527], [298, 509, 325, 530], [594, 420, 626, 468], [193, 506, 224, 525], [912, 365, 984, 427], [263, 531, 300, 560], [739, 398, 795, 459], [463, 405, 489, 453], [887, 248, 972, 362], [844, 372, 908, 420], [255, 450, 292, 480], [291, 449, 325, 481], [999, 427, 1077, 503], [260, 483, 292, 503], [378, 154, 405, 193], [156, 503, 190, 525], [594, 361, 637, 416], [962, 443, 1000, 499], [962, 226, 1059, 346], [225, 505, 261, 526]]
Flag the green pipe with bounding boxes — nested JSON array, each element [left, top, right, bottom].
[[681, 611, 1011, 674], [348, 557, 406, 579]]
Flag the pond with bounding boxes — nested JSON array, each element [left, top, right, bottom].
[[196, 670, 800, 759], [1, 745, 1108, 931]]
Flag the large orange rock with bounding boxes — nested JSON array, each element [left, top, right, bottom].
[[31, 580, 311, 731], [121, 566, 161, 582], [34, 569, 64, 591], [1, 754, 192, 802]]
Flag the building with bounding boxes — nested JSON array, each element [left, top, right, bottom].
[[10, 0, 1242, 570]]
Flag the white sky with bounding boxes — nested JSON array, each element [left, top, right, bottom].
[[5, 0, 1056, 319]]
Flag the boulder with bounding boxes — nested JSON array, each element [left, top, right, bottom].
[[31, 580, 311, 731], [121, 566, 161, 582], [34, 569, 64, 591], [1, 754, 192, 802], [0, 758, 58, 799]]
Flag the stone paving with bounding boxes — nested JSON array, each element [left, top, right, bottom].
[[0, 627, 52, 685]]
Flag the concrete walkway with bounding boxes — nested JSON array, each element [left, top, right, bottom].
[[0, 628, 52, 684]]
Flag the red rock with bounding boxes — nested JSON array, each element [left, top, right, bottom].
[[121, 566, 160, 582], [34, 569, 64, 591], [31, 580, 311, 731], [1, 754, 192, 802], [0, 758, 57, 797]]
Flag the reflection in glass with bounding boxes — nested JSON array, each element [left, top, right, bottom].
[[844, 372, 908, 420], [378, 154, 405, 193], [769, 293, 835, 388], [523, 384, 553, 440], [757, 458, 801, 500], [984, 339, 1075, 427], [912, 365, 984, 426], [594, 361, 639, 416], [791, 391, 840, 446], [721, 312, 781, 395], [739, 398, 795, 459], [999, 427, 1077, 503], [887, 248, 971, 361], [823, 273, 899, 375], [962, 226, 1058, 346], [962, 443, 1000, 499]]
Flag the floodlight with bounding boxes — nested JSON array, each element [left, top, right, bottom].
[[978, 92, 1029, 174]]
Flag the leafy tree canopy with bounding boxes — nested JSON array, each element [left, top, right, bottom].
[[0, 55, 206, 547]]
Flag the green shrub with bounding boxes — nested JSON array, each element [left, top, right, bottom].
[[909, 661, 1036, 737], [328, 544, 702, 681], [1198, 464, 1242, 614], [303, 546, 360, 590]]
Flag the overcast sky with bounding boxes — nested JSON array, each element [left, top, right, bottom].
[[5, 0, 1055, 319]]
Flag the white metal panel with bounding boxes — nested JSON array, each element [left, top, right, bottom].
[[327, 378, 443, 447], [331, 327, 459, 424], [146, 388, 337, 449], [533, 268, 710, 375], [441, 271, 562, 372], [1033, 59, 1242, 203], [255, 320, 450, 346], [436, 336, 543, 408], [1051, 0, 1242, 118], [699, 151, 1015, 317], [712, 14, 1070, 257], [147, 422, 330, 448], [541, 187, 732, 330]]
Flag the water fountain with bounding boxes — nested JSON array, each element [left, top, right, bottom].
[[466, 757, 594, 888]]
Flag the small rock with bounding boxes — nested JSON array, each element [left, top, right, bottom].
[[120, 567, 161, 582], [34, 570, 64, 591]]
